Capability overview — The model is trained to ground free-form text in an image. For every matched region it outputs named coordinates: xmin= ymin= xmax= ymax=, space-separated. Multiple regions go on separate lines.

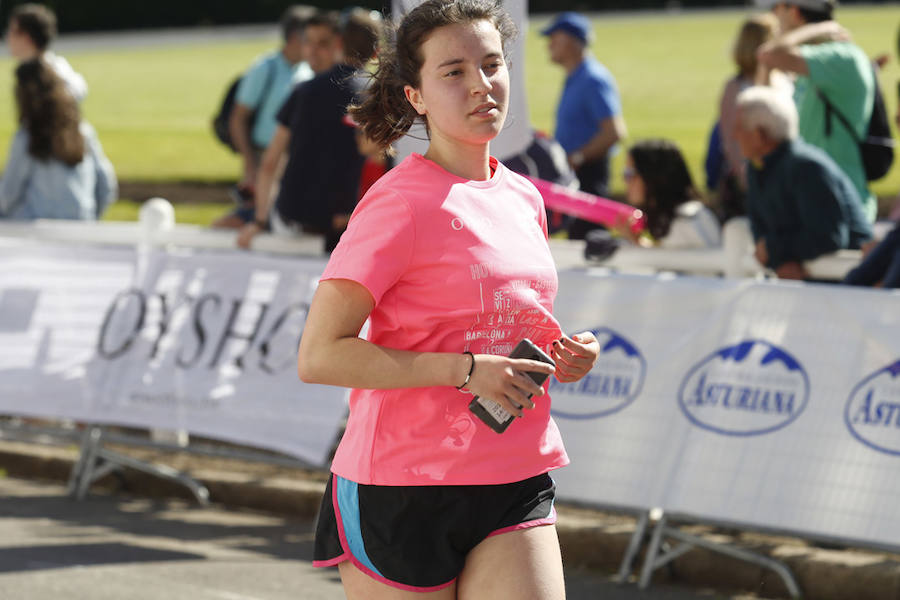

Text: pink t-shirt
xmin=321 ymin=154 xmax=569 ymax=486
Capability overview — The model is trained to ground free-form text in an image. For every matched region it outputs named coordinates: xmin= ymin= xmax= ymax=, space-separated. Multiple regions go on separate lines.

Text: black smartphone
xmin=468 ymin=338 xmax=556 ymax=434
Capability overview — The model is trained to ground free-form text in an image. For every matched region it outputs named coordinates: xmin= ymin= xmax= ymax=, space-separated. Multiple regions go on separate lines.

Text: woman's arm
xmin=0 ymin=131 xmax=33 ymax=217
xmin=719 ymin=77 xmax=745 ymax=177
xmin=237 ymin=125 xmax=290 ymax=249
xmin=297 ymin=278 xmax=555 ymax=417
xmin=86 ymin=125 xmax=117 ymax=218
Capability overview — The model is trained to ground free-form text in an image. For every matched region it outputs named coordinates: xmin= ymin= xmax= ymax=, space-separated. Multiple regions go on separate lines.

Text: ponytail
xmin=348 ymin=39 xmax=420 ymax=150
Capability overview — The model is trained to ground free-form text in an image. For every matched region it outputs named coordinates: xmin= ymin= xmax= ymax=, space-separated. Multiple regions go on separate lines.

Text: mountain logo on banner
xmin=677 ymin=339 xmax=810 ymax=436
xmin=845 ymin=360 xmax=900 ymax=456
xmin=549 ymin=327 xmax=645 ymax=420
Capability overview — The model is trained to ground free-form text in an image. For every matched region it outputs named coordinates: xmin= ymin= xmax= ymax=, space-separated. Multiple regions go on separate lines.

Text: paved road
xmin=0 ymin=476 xmax=754 ymax=600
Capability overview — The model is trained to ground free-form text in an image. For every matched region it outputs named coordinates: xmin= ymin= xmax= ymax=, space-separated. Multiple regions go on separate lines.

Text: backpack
xmin=212 ymin=59 xmax=277 ymax=153
xmin=502 ymin=131 xmax=578 ymax=234
xmin=814 ymin=65 xmax=895 ymax=181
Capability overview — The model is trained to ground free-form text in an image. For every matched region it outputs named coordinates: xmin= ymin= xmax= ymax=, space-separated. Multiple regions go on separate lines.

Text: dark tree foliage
xmin=0 ymin=0 xmax=885 ymax=33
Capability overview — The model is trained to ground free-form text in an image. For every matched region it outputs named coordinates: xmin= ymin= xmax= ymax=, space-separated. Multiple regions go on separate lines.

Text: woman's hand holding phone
xmin=465 ymin=353 xmax=554 ymax=418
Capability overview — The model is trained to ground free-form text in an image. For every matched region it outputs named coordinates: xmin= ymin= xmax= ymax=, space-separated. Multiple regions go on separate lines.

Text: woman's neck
xmin=424 ymin=138 xmax=492 ymax=181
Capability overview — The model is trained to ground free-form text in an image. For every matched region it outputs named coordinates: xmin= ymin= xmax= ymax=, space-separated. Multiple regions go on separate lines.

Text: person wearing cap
xmin=542 ymin=12 xmax=627 ymax=240
xmin=756 ymin=0 xmax=877 ymax=222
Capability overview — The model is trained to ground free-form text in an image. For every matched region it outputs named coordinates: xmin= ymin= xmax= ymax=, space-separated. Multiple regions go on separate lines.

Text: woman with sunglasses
xmin=619 ymin=138 xmax=721 ymax=249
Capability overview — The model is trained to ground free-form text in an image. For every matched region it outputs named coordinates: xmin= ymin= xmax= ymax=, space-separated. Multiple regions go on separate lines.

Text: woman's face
xmin=624 ymin=154 xmax=646 ymax=206
xmin=6 ymin=19 xmax=32 ymax=60
xmin=404 ymin=19 xmax=509 ymax=153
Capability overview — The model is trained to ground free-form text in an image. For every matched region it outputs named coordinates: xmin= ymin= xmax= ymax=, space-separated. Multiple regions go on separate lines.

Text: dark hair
xmin=628 ymin=139 xmax=700 ymax=241
xmin=280 ymin=5 xmax=317 ymax=42
xmin=15 ymin=59 xmax=84 ymax=166
xmin=341 ymin=8 xmax=383 ymax=67
xmin=348 ymin=0 xmax=516 ymax=149
xmin=304 ymin=10 xmax=341 ymax=36
xmin=10 ymin=3 xmax=57 ymax=51
xmin=797 ymin=7 xmax=833 ymax=23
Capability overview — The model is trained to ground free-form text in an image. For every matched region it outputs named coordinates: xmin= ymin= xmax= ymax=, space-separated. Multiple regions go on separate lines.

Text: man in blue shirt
xmin=542 ymin=12 xmax=627 ymax=239
xmin=229 ymin=6 xmax=315 ymax=201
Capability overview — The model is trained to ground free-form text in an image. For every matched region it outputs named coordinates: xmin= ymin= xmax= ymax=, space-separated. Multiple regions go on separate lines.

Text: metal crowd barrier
xmin=0 ymin=199 xmax=883 ymax=599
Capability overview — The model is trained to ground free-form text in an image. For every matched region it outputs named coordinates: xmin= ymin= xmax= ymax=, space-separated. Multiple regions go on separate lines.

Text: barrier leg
xmin=663 ymin=527 xmax=801 ymax=599
xmin=66 ymin=426 xmax=95 ymax=496
xmin=94 ymin=447 xmax=210 ymax=506
xmin=73 ymin=426 xmax=104 ymax=500
xmin=637 ymin=514 xmax=802 ymax=600
xmin=68 ymin=426 xmax=209 ymax=506
xmin=616 ymin=511 xmax=649 ymax=583
xmin=638 ymin=514 xmax=667 ymax=589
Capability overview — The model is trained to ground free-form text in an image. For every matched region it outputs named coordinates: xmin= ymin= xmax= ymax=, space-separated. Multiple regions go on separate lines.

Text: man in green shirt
xmin=756 ymin=0 xmax=876 ymax=222
xmin=735 ymin=86 xmax=872 ymax=280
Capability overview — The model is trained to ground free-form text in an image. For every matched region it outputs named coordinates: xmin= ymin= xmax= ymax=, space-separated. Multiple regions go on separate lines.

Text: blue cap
xmin=540 ymin=12 xmax=592 ymax=45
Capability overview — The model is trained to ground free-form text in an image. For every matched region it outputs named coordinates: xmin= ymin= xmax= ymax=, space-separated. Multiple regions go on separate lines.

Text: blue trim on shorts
xmin=336 ymin=476 xmax=384 ymax=577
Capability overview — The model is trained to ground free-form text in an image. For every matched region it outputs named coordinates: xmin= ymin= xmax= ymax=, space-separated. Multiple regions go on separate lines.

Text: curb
xmin=2 ymin=440 xmax=900 ymax=599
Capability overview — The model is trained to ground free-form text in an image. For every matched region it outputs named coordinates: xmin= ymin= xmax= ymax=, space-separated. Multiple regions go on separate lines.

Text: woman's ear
xmin=404 ymin=85 xmax=426 ymax=116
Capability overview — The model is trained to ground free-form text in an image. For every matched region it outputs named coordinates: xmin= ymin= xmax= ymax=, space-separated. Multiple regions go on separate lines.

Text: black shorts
xmin=312 ymin=472 xmax=557 ymax=592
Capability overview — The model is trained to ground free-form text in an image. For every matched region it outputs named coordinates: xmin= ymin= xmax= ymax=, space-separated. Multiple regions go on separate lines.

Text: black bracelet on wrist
xmin=456 ymin=351 xmax=475 ymax=390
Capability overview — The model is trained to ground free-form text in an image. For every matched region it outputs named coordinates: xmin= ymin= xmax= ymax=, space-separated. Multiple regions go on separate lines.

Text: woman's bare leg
xmin=456 ymin=525 xmax=565 ymax=600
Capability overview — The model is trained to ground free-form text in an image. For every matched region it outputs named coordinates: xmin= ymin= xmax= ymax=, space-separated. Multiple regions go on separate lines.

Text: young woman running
xmin=299 ymin=1 xmax=600 ymax=598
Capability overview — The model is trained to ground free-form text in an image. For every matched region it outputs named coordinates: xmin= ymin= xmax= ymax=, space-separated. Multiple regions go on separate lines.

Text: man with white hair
xmin=755 ymin=0 xmax=876 ymax=222
xmin=735 ymin=86 xmax=871 ymax=279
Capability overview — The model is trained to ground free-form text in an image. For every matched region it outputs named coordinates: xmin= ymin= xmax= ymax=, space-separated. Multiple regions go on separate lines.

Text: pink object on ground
xmin=524 ymin=175 xmax=645 ymax=234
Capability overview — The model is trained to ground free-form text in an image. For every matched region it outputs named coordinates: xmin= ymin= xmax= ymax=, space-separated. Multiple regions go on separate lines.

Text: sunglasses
xmin=622 ymin=167 xmax=638 ymax=181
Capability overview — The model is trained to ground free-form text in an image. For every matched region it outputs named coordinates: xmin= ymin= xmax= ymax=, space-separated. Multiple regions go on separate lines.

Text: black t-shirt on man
xmin=275 ymin=63 xmax=365 ymax=232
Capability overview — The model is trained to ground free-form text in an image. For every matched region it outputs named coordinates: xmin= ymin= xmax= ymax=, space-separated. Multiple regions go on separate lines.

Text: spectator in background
xmin=756 ymin=0 xmax=877 ymax=222
xmin=735 ymin=86 xmax=871 ymax=280
xmin=617 ymin=139 xmax=721 ymax=249
xmin=6 ymin=3 xmax=87 ymax=102
xmin=714 ymin=12 xmax=787 ymax=222
xmin=237 ymin=8 xmax=382 ymax=252
xmin=221 ymin=5 xmax=315 ymax=223
xmin=0 ymin=60 xmax=116 ymax=220
xmin=346 ymin=115 xmax=394 ymax=202
xmin=842 ymin=25 xmax=900 ymax=290
xmin=843 ymin=223 xmax=900 ymax=289
xmin=502 ymin=129 xmax=578 ymax=235
xmin=542 ymin=11 xmax=627 ymax=240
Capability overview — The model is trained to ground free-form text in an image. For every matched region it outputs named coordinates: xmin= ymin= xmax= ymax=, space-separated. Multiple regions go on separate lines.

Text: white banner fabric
xmin=0 ymin=239 xmax=346 ymax=467
xmin=549 ymin=271 xmax=900 ymax=549
xmin=3 ymin=236 xmax=900 ymax=550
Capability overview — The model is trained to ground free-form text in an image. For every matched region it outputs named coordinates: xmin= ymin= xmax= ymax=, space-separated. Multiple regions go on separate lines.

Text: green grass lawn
xmin=0 ymin=6 xmax=898 ymax=224
xmin=103 ymin=199 xmax=228 ymax=225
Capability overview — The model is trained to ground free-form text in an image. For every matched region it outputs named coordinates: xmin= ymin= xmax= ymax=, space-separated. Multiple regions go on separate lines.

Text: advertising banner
xmin=3 ymin=235 xmax=900 ymax=549
xmin=0 ymin=239 xmax=345 ymax=467
xmin=549 ymin=271 xmax=900 ymax=549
